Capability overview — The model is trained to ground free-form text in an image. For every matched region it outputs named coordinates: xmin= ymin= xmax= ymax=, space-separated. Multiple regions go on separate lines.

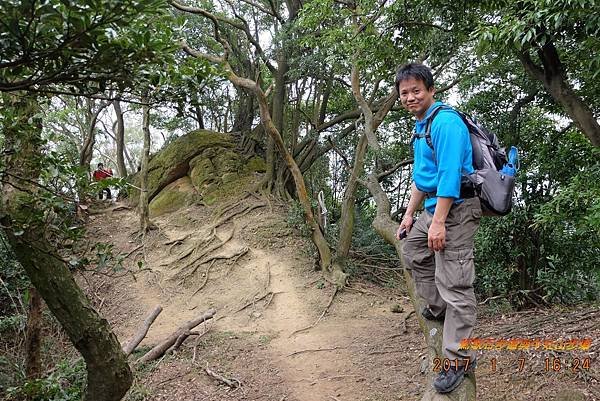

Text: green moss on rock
xmin=130 ymin=130 xmax=234 ymax=204
xmin=245 ymin=156 xmax=267 ymax=173
xmin=213 ymin=150 xmax=242 ymax=173
xmin=149 ymin=176 xmax=197 ymax=217
xmin=189 ymin=153 xmax=216 ymax=190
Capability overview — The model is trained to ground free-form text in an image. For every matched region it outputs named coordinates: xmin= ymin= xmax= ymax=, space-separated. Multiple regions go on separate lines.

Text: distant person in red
xmin=93 ymin=163 xmax=113 ymax=200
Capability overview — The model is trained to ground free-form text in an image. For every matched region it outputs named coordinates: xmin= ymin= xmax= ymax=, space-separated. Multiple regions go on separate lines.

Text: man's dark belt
xmin=425 ymin=184 xmax=476 ymax=199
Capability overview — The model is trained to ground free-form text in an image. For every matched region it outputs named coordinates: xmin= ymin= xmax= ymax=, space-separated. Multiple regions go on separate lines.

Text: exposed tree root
xmin=180 ymin=247 xmax=249 ymax=282
xmin=164 ymin=234 xmax=191 ymax=254
xmin=179 ymin=228 xmax=234 ymax=272
xmin=123 ymin=244 xmax=144 ymax=260
xmin=235 ymin=291 xmax=282 ymax=313
xmin=263 ymin=291 xmax=277 ymax=309
xmin=212 ymin=192 xmax=255 ymax=222
xmin=164 ymin=228 xmax=229 ymax=275
xmin=161 ymin=228 xmax=217 ymax=267
xmin=212 ymin=202 xmax=266 ymax=230
xmin=263 ymin=262 xmax=271 ymax=290
xmin=234 ymin=263 xmax=281 ymax=313
xmin=163 ymin=234 xmax=191 ymax=246
xmin=290 ymin=287 xmax=338 ymax=337
xmin=191 ymin=260 xmax=216 ymax=296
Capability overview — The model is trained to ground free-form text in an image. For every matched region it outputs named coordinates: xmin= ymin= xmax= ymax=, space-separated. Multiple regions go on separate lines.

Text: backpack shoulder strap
xmin=423 ymin=105 xmax=453 ymax=150
xmin=421 ymin=105 xmax=453 ymax=164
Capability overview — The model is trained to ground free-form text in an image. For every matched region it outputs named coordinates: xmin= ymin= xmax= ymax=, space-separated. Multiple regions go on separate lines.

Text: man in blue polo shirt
xmin=394 ymin=63 xmax=482 ymax=393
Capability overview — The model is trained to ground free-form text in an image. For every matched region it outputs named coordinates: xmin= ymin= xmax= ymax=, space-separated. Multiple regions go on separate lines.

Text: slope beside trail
xmin=82 ymin=195 xmax=599 ymax=401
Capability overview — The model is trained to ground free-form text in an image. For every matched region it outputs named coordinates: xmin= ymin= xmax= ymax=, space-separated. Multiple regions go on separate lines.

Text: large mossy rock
xmin=149 ymin=176 xmax=198 ymax=217
xmin=189 ymin=147 xmax=259 ymax=205
xmin=189 ymin=148 xmax=242 ymax=192
xmin=130 ymin=130 xmax=234 ymax=204
xmin=130 ymin=128 xmax=266 ymax=215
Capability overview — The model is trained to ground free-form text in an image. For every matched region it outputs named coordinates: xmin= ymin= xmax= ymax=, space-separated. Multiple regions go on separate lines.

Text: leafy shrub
xmin=6 ymin=359 xmax=86 ymax=401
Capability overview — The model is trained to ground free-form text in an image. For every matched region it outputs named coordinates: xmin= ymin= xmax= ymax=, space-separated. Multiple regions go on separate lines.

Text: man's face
xmin=398 ymin=77 xmax=435 ymax=120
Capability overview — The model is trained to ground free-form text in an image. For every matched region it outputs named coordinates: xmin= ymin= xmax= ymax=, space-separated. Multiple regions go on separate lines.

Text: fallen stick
xmin=205 ymin=364 xmax=241 ymax=388
xmin=286 ymin=346 xmax=340 ymax=357
xmin=166 ymin=330 xmax=202 ymax=354
xmin=122 ymin=305 xmax=162 ymax=356
xmin=137 ymin=308 xmax=216 ymax=363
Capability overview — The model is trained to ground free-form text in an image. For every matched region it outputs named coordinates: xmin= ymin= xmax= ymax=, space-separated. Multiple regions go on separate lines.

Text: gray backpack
xmin=420 ymin=105 xmax=516 ymax=216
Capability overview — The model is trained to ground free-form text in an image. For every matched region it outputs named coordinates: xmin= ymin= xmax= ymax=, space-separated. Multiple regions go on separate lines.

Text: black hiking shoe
xmin=433 ymin=359 xmax=477 ymax=394
xmin=422 ymin=307 xmax=445 ymax=322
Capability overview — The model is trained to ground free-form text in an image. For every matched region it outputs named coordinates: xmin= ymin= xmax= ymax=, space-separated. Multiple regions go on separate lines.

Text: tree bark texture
xmin=25 ymin=286 xmax=43 ymax=380
xmin=139 ymin=96 xmax=152 ymax=233
xmin=113 ymin=100 xmax=128 ymax=177
xmin=9 ymin=235 xmax=134 ymax=401
xmin=232 ymin=87 xmax=256 ymax=135
xmin=1 ymin=93 xmax=133 ymax=401
xmin=518 ymin=43 xmax=600 ymax=147
xmin=336 ymin=133 xmax=368 ymax=261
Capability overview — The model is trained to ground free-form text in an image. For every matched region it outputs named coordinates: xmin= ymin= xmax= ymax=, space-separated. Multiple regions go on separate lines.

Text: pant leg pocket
xmin=441 ymin=248 xmax=475 ymax=289
xmin=471 ymin=198 xmax=482 ymax=220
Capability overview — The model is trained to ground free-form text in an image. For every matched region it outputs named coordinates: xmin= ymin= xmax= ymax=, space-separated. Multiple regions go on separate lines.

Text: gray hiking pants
xmin=402 ymin=197 xmax=482 ymax=362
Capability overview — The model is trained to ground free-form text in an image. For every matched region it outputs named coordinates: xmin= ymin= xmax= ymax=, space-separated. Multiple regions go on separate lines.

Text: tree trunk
xmin=139 ymin=96 xmax=152 ymax=233
xmin=113 ymin=100 xmax=128 ymax=177
xmin=260 ymin=39 xmax=290 ymax=193
xmin=9 ymin=235 xmax=134 ymax=401
xmin=78 ymin=99 xmax=110 ymax=172
xmin=1 ymin=92 xmax=133 ymax=401
xmin=232 ymin=88 xmax=255 ymax=135
xmin=194 ymin=104 xmax=205 ymax=130
xmin=79 ymin=99 xmax=96 ymax=171
xmin=518 ymin=43 xmax=600 ymax=147
xmin=336 ymin=133 xmax=368 ymax=261
xmin=25 ymin=286 xmax=42 ymax=380
xmin=260 ymin=135 xmax=276 ymax=192
xmin=336 ymin=56 xmax=399 ymax=262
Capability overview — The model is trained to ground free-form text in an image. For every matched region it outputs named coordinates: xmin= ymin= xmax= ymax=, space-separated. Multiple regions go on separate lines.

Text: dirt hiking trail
xmin=82 ymin=193 xmax=599 ymax=401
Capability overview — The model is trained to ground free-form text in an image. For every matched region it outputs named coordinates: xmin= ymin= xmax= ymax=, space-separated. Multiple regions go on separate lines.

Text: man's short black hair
xmin=98 ymin=163 xmax=104 ymax=168
xmin=395 ymin=63 xmax=434 ymax=92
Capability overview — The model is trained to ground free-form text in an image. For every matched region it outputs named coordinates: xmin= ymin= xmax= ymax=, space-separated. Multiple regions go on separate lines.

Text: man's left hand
xmin=428 ymin=221 xmax=446 ymax=251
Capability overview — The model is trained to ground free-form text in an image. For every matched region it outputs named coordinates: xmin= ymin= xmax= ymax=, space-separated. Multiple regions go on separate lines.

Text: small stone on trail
xmin=391 ymin=304 xmax=404 ymax=313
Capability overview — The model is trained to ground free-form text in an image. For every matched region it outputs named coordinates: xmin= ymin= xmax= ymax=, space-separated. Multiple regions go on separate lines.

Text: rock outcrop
xmin=129 ymin=130 xmax=266 ymax=217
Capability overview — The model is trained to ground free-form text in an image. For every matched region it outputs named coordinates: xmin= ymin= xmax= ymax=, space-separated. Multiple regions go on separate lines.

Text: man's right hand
xmin=396 ymin=215 xmax=414 ymax=240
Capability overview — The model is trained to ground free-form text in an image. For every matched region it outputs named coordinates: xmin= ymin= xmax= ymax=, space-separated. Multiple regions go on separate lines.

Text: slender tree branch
xmin=377 ymin=158 xmax=413 ymax=180
xmin=327 ymin=137 xmax=353 ymax=172
xmin=396 ymin=21 xmax=451 ymax=33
